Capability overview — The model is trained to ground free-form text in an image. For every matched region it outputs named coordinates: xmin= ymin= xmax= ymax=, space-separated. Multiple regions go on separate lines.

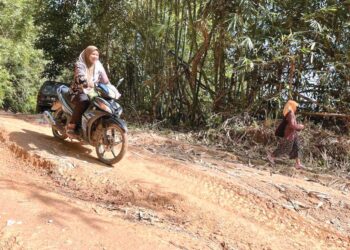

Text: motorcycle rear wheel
xmin=52 ymin=127 xmax=68 ymax=140
xmin=95 ymin=124 xmax=127 ymax=165
xmin=52 ymin=110 xmax=68 ymax=140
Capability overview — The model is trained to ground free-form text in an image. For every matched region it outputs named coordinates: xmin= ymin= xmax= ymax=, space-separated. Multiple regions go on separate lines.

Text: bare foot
xmin=267 ymin=154 xmax=275 ymax=165
xmin=295 ymin=164 xmax=305 ymax=170
xmin=66 ymin=129 xmax=79 ymax=139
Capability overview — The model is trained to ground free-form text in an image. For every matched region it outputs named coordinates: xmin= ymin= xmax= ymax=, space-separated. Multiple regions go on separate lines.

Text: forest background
xmin=0 ymin=0 xmax=349 ymax=171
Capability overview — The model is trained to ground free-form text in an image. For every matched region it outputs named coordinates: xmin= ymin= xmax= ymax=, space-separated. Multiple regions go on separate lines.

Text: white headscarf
xmin=75 ymin=46 xmax=109 ymax=94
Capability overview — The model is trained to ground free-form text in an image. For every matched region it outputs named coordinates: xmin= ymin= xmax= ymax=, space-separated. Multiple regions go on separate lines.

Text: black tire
xmin=51 ymin=109 xmax=68 ymax=140
xmin=95 ymin=124 xmax=127 ymax=165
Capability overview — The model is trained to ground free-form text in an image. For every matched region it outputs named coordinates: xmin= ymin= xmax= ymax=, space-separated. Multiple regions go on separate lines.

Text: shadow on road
xmin=8 ymin=129 xmax=109 ymax=167
xmin=0 ymin=178 xmax=110 ymax=230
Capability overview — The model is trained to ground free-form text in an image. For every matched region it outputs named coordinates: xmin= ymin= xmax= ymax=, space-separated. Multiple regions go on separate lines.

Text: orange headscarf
xmin=283 ymin=100 xmax=299 ymax=117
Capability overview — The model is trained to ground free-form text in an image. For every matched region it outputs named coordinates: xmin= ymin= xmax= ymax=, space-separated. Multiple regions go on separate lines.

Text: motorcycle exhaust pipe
xmin=43 ymin=111 xmax=56 ymax=126
xmin=43 ymin=111 xmax=66 ymax=134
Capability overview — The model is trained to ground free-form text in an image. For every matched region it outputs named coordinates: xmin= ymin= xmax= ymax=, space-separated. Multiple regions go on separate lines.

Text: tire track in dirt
xmin=0 ymin=143 xmax=210 ymax=250
xmin=0 ymin=112 xmax=349 ymax=249
xmin=0 ymin=127 xmax=183 ymax=214
xmin=0 ymin=122 xmax=214 ymax=249
xmin=130 ymin=154 xmax=349 ymax=249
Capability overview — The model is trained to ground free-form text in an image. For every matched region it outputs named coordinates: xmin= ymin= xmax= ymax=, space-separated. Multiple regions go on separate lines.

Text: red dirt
xmin=0 ymin=111 xmax=349 ymax=249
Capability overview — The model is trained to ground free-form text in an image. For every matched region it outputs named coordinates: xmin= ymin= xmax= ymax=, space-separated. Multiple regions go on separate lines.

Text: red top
xmin=284 ymin=111 xmax=303 ymax=140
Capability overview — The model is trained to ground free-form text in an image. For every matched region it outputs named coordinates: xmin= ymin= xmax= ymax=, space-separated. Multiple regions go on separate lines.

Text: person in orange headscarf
xmin=268 ymin=100 xmax=305 ymax=169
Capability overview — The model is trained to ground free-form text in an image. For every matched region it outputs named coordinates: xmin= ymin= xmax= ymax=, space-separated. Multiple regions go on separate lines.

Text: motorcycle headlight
xmin=99 ymin=102 xmax=113 ymax=114
xmin=94 ymin=97 xmax=113 ymax=114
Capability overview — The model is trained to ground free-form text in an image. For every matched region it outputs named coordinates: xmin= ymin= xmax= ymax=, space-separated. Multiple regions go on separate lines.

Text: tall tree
xmin=33 ymin=0 xmax=350 ymax=125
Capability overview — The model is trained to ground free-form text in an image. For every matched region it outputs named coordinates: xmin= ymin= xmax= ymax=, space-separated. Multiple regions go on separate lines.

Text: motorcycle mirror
xmin=116 ymin=78 xmax=124 ymax=88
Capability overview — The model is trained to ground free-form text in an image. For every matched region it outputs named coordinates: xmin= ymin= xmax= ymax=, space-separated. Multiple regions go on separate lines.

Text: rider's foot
xmin=66 ymin=123 xmax=78 ymax=138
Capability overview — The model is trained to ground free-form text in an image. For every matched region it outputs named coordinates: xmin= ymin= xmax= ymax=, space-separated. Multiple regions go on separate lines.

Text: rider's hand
xmin=78 ymin=76 xmax=87 ymax=84
xmin=82 ymin=82 xmax=88 ymax=88
xmin=78 ymin=76 xmax=88 ymax=88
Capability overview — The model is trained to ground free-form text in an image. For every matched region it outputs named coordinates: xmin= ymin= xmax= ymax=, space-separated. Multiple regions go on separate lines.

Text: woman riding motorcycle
xmin=67 ymin=45 xmax=120 ymax=137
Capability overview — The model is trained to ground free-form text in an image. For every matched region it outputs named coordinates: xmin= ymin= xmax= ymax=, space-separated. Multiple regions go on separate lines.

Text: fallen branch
xmin=272 ymin=184 xmax=287 ymax=193
xmin=285 ymin=198 xmax=310 ymax=211
xmin=307 ymin=191 xmax=331 ymax=201
xmin=300 ymin=112 xmax=350 ymax=119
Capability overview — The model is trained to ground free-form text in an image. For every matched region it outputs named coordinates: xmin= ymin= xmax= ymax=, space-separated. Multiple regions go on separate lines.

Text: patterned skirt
xmin=273 ymin=136 xmax=302 ymax=159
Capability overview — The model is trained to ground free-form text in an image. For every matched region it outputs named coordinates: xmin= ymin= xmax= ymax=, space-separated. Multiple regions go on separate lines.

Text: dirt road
xmin=0 ymin=111 xmax=349 ymax=249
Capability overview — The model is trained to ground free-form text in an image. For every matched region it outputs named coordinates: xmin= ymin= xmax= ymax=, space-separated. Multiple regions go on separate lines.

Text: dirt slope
xmin=0 ymin=111 xmax=349 ymax=250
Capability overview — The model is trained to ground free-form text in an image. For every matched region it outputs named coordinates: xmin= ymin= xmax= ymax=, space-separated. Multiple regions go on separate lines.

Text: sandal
xmin=66 ymin=124 xmax=78 ymax=138
xmin=267 ymin=154 xmax=275 ymax=165
xmin=295 ymin=164 xmax=306 ymax=170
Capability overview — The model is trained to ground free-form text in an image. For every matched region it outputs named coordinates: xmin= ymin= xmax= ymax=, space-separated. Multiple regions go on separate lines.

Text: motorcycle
xmin=43 ymin=78 xmax=127 ymax=165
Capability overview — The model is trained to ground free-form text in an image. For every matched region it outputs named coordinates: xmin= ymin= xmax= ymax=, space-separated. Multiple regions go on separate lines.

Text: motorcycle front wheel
xmin=95 ymin=123 xmax=127 ymax=165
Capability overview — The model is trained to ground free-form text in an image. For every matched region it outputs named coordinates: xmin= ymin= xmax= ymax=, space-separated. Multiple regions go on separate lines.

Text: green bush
xmin=0 ymin=0 xmax=45 ymax=113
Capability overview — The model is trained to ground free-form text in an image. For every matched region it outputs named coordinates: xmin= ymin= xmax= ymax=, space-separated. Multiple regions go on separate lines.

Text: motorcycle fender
xmin=104 ymin=117 xmax=128 ymax=133
xmin=86 ymin=111 xmax=108 ymax=143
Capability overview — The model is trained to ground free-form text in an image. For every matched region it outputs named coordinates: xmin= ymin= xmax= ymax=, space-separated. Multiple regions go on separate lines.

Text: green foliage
xmin=0 ymin=0 xmax=45 ymax=113
xmin=32 ymin=0 xmax=350 ymax=124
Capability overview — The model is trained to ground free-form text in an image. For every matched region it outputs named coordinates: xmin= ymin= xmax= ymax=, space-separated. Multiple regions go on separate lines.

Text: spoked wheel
xmin=52 ymin=110 xmax=68 ymax=140
xmin=96 ymin=124 xmax=127 ymax=165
